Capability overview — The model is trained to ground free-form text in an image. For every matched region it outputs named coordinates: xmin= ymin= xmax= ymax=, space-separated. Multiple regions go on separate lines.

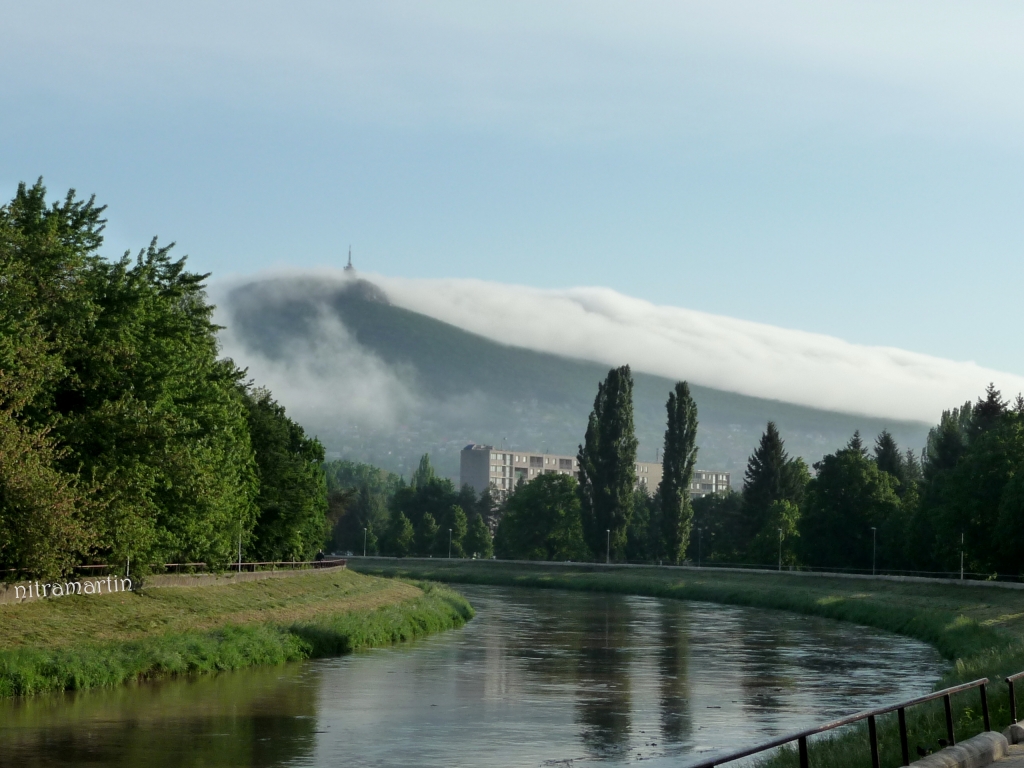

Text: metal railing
xmin=1006 ymin=671 xmax=1024 ymax=723
xmin=689 ymin=678 xmax=990 ymax=768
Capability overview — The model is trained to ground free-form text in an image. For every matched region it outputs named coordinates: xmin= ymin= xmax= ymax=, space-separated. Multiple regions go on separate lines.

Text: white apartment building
xmin=460 ymin=444 xmax=730 ymax=500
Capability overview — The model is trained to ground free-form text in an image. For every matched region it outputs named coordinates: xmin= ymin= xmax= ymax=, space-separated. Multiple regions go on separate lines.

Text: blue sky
xmin=3 ymin=1 xmax=1023 ymax=377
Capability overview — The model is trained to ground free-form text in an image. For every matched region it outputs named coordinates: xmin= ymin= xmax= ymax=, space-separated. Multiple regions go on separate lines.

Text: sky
xmin=3 ymin=2 xmax=1024 ymax=398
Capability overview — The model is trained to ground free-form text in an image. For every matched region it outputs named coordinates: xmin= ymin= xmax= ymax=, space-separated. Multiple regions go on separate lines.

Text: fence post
xmin=898 ymin=707 xmax=909 ymax=766
xmin=1009 ymin=679 xmax=1018 ymax=724
xmin=981 ymin=683 xmax=990 ymax=732
xmin=868 ymin=715 xmax=880 ymax=768
xmin=944 ymin=694 xmax=956 ymax=745
xmin=799 ymin=736 xmax=809 ymax=768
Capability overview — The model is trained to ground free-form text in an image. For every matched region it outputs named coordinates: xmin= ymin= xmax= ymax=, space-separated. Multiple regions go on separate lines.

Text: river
xmin=0 ymin=584 xmax=946 ymax=768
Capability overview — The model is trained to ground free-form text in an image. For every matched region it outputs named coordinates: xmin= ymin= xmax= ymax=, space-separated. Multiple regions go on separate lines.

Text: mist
xmin=362 ymin=272 xmax=1021 ymax=424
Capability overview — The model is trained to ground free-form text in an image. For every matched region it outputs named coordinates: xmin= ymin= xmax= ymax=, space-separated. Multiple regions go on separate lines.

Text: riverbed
xmin=0 ymin=584 xmax=946 ymax=767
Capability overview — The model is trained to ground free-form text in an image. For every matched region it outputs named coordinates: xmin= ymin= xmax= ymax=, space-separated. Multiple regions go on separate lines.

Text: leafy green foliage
xmin=385 ymin=511 xmax=415 ymax=557
xmin=441 ymin=505 xmax=468 ymax=558
xmin=245 ymin=388 xmax=328 ymax=562
xmin=0 ymin=180 xmax=325 ymax=578
xmin=740 ymin=422 xmax=807 ymax=552
xmin=416 ymin=512 xmax=440 ymax=556
xmin=495 ymin=474 xmax=589 ymax=561
xmin=799 ymin=444 xmax=900 ymax=569
xmin=658 ymin=381 xmax=698 ymax=563
xmin=465 ymin=513 xmax=493 ymax=559
xmin=577 ymin=366 xmax=638 ymax=561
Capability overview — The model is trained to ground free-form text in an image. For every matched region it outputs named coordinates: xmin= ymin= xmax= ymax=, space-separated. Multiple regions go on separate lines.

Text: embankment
xmin=0 ymin=568 xmax=472 ymax=698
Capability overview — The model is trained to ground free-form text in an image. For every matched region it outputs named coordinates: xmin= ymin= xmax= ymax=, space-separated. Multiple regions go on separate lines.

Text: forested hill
xmin=223 ymin=276 xmax=931 ymax=480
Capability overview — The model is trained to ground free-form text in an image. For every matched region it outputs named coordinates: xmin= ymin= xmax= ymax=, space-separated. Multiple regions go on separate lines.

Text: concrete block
xmin=909 ymin=732 xmax=1008 ymax=768
xmin=1003 ymin=722 xmax=1024 ymax=745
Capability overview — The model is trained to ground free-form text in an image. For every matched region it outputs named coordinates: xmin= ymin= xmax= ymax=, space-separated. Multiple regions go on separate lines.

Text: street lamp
xmin=697 ymin=527 xmax=702 ymax=568
xmin=606 ymin=529 xmax=610 ymax=564
xmin=448 ymin=528 xmax=453 ymax=559
xmin=778 ymin=528 xmax=783 ymax=572
xmin=363 ymin=527 xmax=367 ymax=558
xmin=871 ymin=526 xmax=877 ymax=576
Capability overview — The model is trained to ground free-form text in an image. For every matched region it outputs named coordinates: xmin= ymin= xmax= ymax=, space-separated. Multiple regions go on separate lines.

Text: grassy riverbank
xmin=350 ymin=558 xmax=1024 ymax=768
xmin=0 ymin=569 xmax=473 ymax=698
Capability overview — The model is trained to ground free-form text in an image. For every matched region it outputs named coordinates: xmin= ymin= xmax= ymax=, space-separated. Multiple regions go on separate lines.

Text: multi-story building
xmin=460 ymin=444 xmax=729 ymax=500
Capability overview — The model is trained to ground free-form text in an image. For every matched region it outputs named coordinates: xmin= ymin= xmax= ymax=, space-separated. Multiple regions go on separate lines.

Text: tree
xmin=465 ymin=513 xmax=493 ymax=559
xmin=385 ymin=511 xmax=414 ymax=557
xmin=577 ymin=366 xmax=638 ymax=561
xmin=686 ymin=490 xmax=745 ymax=563
xmin=798 ymin=442 xmax=901 ymax=570
xmin=971 ymin=383 xmax=1007 ymax=438
xmin=626 ymin=487 xmax=659 ymax=562
xmin=416 ymin=512 xmax=440 ymax=556
xmin=933 ymin=415 xmax=1024 ymax=573
xmin=748 ymin=500 xmax=800 ymax=567
xmin=874 ymin=430 xmax=904 ymax=487
xmin=245 ymin=388 xmax=328 ymax=562
xmin=411 ymin=453 xmax=435 ymax=489
xmin=476 ymin=486 xmax=498 ymax=528
xmin=440 ymin=505 xmax=468 ymax=557
xmin=741 ymin=422 xmax=805 ymax=554
xmin=363 ymin=525 xmax=379 ymax=556
xmin=389 ymin=473 xmax=459 ymax=532
xmin=495 ymin=474 xmax=589 ymax=561
xmin=658 ymin=381 xmax=699 ymax=564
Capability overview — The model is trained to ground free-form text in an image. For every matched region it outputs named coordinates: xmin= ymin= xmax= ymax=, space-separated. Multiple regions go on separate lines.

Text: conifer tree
xmin=577 ymin=366 xmax=638 ymax=561
xmin=873 ymin=430 xmax=904 ymax=487
xmin=416 ymin=512 xmax=439 ymax=556
xmin=971 ymin=383 xmax=1007 ymax=437
xmin=658 ymin=382 xmax=699 ymax=564
xmin=440 ymin=505 xmax=468 ymax=557
xmin=741 ymin=422 xmax=805 ymax=552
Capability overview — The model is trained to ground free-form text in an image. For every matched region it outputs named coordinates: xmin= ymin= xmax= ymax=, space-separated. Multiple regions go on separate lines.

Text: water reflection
xmin=0 ymin=662 xmax=321 ymax=768
xmin=0 ymin=585 xmax=946 ymax=768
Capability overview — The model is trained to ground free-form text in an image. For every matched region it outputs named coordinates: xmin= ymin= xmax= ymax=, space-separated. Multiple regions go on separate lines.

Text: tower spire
xmin=345 ymin=245 xmax=354 ymax=272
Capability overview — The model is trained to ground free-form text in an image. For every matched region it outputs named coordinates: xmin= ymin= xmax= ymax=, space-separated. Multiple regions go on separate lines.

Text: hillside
xmin=222 ymin=276 xmax=931 ymax=483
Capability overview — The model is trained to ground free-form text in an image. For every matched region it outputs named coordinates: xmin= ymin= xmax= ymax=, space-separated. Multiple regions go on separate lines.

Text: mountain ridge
xmin=222 ymin=276 xmax=931 ymax=482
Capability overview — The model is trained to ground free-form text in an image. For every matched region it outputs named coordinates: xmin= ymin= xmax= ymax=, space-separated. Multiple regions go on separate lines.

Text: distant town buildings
xmin=460 ymin=444 xmax=730 ymax=501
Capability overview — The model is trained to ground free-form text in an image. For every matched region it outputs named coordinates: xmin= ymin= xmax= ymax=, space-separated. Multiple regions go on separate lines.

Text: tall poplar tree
xmin=658 ymin=382 xmax=699 ymax=564
xmin=577 ymin=366 xmax=638 ymax=561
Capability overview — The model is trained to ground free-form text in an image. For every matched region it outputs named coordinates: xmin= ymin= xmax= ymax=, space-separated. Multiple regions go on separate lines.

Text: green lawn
xmin=0 ymin=569 xmax=473 ymax=697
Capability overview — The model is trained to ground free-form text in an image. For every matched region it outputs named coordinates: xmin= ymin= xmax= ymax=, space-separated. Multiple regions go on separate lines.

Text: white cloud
xmin=213 ymin=269 xmax=1024 ymax=424
xmin=365 ymin=273 xmax=1024 ymax=423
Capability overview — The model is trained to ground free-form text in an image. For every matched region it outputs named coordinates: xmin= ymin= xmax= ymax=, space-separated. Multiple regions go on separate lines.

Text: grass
xmin=0 ymin=569 xmax=473 ymax=698
xmin=349 ymin=558 xmax=1024 ymax=768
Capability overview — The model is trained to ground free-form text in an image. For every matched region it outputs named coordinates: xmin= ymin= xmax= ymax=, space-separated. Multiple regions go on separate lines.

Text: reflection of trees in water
xmin=573 ymin=594 xmax=633 ymax=756
xmin=736 ymin=610 xmax=792 ymax=721
xmin=657 ymin=602 xmax=692 ymax=744
xmin=0 ymin=663 xmax=320 ymax=768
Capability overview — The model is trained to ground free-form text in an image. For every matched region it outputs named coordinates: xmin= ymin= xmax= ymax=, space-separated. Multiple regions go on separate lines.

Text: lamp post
xmin=606 ymin=529 xmax=610 ymax=564
xmin=778 ymin=528 xmax=783 ymax=571
xmin=448 ymin=528 xmax=453 ymax=559
xmin=363 ymin=527 xmax=367 ymax=558
xmin=960 ymin=532 xmax=965 ymax=580
xmin=871 ymin=526 xmax=877 ymax=576
xmin=697 ymin=527 xmax=702 ymax=568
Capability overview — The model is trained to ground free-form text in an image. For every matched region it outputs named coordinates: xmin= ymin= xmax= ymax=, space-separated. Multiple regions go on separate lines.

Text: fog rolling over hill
xmin=219 ymin=276 xmax=930 ymax=482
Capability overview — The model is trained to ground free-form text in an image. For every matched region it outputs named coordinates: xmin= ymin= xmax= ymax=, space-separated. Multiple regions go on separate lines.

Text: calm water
xmin=0 ymin=585 xmax=945 ymax=768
